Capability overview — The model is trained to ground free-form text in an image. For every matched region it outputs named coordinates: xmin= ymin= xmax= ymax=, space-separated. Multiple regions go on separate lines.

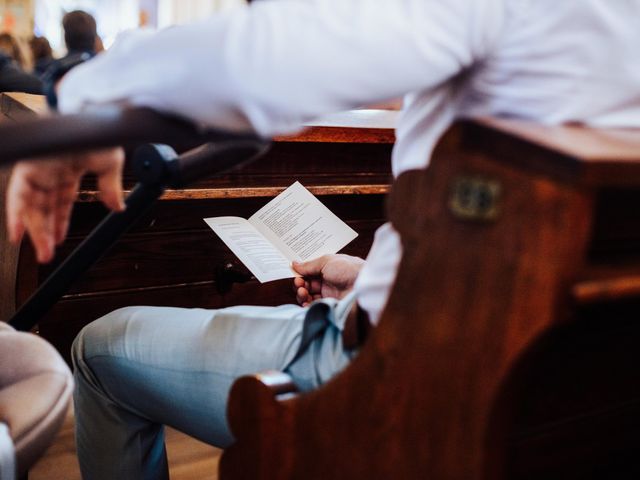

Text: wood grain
xmin=0 ymin=158 xmax=19 ymax=321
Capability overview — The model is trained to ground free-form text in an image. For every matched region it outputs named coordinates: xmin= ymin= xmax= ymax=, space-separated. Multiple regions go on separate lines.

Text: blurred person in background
xmin=0 ymin=32 xmax=42 ymax=94
xmin=42 ymin=10 xmax=99 ymax=88
xmin=61 ymin=10 xmax=98 ymax=60
xmin=29 ymin=36 xmax=55 ymax=78
xmin=0 ymin=32 xmax=31 ymax=70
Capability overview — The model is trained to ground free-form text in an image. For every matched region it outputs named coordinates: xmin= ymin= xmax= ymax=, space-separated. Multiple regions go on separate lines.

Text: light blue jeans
xmin=71 ymin=294 xmax=357 ymax=480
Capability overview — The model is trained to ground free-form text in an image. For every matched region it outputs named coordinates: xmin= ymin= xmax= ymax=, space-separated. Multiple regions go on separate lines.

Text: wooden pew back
xmin=221 ymin=118 xmax=640 ymax=479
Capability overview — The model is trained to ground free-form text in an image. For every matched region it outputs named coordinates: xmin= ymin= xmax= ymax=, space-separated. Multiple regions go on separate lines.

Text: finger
xmin=9 ymin=218 xmax=25 ymax=245
xmin=8 ymin=167 xmax=55 ymax=261
xmin=296 ymin=286 xmax=312 ymax=306
xmin=293 ymin=276 xmax=310 ymax=295
xmin=92 ymin=149 xmax=125 ymax=212
xmin=54 ymin=176 xmax=80 ymax=244
xmin=309 ymin=278 xmax=322 ymax=295
xmin=22 ymin=188 xmax=56 ymax=263
xmin=291 ymin=255 xmax=328 ymax=277
xmin=293 ymin=277 xmax=310 ymax=290
xmin=296 ymin=286 xmax=308 ymax=303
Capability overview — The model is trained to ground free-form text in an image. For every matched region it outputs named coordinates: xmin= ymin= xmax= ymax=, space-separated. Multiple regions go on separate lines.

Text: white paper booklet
xmin=204 ymin=182 xmax=358 ymax=283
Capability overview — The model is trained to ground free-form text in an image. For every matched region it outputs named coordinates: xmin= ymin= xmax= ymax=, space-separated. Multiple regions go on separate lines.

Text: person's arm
xmin=7 ymin=0 xmax=504 ymax=262
xmin=0 ymin=61 xmax=43 ymax=94
xmin=59 ymin=0 xmax=505 ymax=135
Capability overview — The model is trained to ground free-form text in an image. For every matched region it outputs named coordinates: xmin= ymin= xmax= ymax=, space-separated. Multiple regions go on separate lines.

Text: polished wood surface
xmin=480 ymin=117 xmax=640 ymax=162
xmin=275 ymin=109 xmax=398 ymax=144
xmin=0 ymin=93 xmax=393 ymax=364
xmin=0 ymin=92 xmax=49 ymax=119
xmin=221 ymin=119 xmax=640 ymax=479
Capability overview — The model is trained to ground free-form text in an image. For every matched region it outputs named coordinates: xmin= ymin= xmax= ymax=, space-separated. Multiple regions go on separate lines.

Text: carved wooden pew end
xmin=223 ymin=371 xmax=298 ymax=479
xmin=222 ymin=118 xmax=640 ymax=480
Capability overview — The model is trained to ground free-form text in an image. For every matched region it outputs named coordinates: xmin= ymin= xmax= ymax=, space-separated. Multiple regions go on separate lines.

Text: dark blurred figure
xmin=0 ymin=33 xmax=42 ymax=94
xmin=42 ymin=11 xmax=98 ymax=92
xmin=62 ymin=10 xmax=98 ymax=58
xmin=29 ymin=36 xmax=55 ymax=78
xmin=0 ymin=32 xmax=28 ymax=69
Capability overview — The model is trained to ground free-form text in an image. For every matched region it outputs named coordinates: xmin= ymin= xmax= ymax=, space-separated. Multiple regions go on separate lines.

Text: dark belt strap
xmin=291 ymin=300 xmax=372 ymax=364
xmin=291 ymin=302 xmax=332 ymax=364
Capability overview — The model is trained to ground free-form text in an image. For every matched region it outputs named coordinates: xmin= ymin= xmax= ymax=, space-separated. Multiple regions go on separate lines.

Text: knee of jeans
xmin=71 ymin=306 xmax=139 ymax=367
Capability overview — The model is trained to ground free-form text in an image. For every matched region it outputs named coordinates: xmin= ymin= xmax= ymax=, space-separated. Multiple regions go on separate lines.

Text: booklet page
xmin=204 ymin=182 xmax=358 ymax=283
xmin=203 ymin=217 xmax=294 ymax=283
xmin=250 ymin=182 xmax=358 ymax=262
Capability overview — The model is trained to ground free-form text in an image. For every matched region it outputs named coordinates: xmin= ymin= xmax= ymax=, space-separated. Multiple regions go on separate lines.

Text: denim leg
xmin=72 ymin=303 xmax=306 ymax=480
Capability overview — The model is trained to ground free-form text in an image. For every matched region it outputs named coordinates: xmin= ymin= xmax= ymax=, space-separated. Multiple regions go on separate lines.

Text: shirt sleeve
xmin=58 ymin=0 xmax=504 ymax=137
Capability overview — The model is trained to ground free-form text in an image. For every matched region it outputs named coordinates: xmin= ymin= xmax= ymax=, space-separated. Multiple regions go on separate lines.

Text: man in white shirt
xmin=5 ymin=0 xmax=640 ymax=478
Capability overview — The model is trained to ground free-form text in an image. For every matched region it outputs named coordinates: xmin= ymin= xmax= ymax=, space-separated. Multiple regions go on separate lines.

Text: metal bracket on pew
xmin=214 ymin=262 xmax=256 ymax=295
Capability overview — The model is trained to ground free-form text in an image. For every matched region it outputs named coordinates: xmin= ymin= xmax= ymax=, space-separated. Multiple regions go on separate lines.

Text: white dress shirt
xmin=59 ymin=0 xmax=640 ymax=324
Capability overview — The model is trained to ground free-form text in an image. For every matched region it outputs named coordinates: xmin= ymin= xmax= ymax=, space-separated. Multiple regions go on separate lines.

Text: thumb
xmin=92 ymin=149 xmax=126 ymax=212
xmin=292 ymin=255 xmax=329 ymax=277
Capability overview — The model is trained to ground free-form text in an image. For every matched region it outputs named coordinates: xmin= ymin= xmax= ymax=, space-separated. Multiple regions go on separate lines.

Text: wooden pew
xmin=0 ymin=92 xmax=394 ymax=363
xmin=221 ymin=118 xmax=640 ymax=479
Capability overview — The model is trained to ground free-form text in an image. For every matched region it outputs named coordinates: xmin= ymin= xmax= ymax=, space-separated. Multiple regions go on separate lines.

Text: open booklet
xmin=204 ymin=182 xmax=358 ymax=283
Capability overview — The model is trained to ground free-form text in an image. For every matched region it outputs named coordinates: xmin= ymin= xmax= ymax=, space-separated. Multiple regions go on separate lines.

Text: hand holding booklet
xmin=204 ymin=182 xmax=358 ymax=283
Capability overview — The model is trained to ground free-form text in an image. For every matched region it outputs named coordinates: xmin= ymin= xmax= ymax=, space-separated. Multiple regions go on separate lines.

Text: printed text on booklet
xmin=204 ymin=182 xmax=358 ymax=283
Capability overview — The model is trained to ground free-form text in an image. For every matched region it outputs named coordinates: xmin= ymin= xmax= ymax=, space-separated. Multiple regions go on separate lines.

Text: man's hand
xmin=292 ymin=254 xmax=365 ymax=306
xmin=6 ymin=148 xmax=125 ymax=263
